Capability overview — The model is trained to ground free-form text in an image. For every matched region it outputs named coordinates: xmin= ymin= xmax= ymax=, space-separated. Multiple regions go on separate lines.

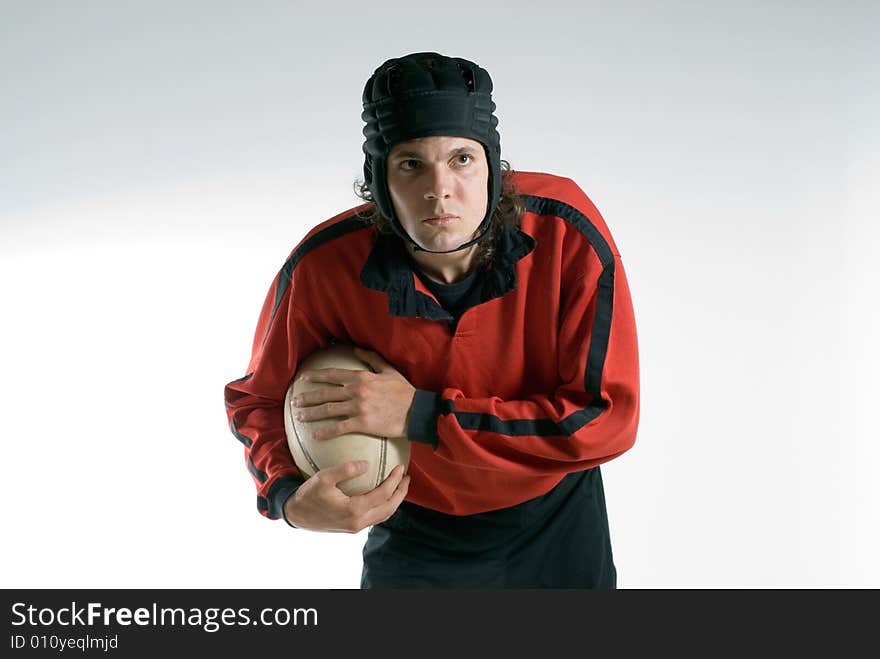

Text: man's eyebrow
xmin=389 ymin=146 xmax=480 ymax=160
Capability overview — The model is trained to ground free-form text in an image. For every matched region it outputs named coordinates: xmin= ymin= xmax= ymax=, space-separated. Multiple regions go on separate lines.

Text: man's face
xmin=386 ymin=136 xmax=489 ymax=253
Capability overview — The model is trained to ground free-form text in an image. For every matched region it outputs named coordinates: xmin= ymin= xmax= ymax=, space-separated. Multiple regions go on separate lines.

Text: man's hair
xmin=354 ymin=160 xmax=525 ymax=266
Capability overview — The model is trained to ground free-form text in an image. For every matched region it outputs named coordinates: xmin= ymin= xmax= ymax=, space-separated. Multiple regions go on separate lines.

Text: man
xmin=224 ymin=52 xmax=640 ymax=588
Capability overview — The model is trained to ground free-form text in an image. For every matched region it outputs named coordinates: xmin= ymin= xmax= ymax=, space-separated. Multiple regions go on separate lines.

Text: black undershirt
xmin=415 ymin=266 xmax=483 ymax=322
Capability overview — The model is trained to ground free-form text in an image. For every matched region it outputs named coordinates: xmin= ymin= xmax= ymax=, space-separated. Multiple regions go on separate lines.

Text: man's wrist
xmin=282 ymin=489 xmax=301 ymax=528
xmin=266 ymin=476 xmax=305 ymax=527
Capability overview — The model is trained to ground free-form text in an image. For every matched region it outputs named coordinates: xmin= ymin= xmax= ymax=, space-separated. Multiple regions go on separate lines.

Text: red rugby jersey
xmin=224 ymin=171 xmax=640 ymax=517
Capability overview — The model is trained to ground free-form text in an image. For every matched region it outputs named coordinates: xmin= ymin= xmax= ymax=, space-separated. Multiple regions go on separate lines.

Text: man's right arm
xmin=223 ymin=255 xmax=409 ymax=531
xmin=223 ymin=255 xmax=324 ymax=522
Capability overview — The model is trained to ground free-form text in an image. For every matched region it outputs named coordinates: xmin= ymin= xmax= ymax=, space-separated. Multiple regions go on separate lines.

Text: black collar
xmin=359 ymin=224 xmax=536 ymax=321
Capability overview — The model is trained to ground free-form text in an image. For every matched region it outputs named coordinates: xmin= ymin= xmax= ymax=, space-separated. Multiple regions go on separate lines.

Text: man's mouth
xmin=423 ymin=214 xmax=458 ymax=225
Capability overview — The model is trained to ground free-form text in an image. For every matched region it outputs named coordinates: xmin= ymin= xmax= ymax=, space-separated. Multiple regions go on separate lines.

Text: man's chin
xmin=412 ymin=235 xmax=467 ymax=254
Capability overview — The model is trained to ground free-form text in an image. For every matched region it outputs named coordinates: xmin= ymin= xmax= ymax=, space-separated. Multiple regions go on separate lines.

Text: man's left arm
xmin=419 ymin=253 xmax=639 ymax=474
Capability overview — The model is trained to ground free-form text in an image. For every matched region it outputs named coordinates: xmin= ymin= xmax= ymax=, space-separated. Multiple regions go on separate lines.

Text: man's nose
xmin=424 ymin=165 xmax=452 ymax=200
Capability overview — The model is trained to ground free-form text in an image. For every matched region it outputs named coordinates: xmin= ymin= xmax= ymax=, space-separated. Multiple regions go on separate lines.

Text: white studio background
xmin=1 ymin=1 xmax=877 ymax=589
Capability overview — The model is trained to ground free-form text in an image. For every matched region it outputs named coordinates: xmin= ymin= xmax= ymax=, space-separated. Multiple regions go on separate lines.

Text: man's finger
xmin=295 ymin=400 xmax=357 ymax=424
xmin=292 ymin=385 xmax=349 ymax=408
xmin=300 ymin=367 xmax=362 ymax=385
xmin=352 ymin=464 xmax=407 ymax=506
xmin=319 ymin=460 xmax=370 ymax=487
xmin=312 ymin=417 xmax=363 ymax=441
xmin=368 ymin=475 xmax=411 ymax=526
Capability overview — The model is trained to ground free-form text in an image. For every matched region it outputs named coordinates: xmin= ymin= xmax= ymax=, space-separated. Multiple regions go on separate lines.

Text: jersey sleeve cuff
xmin=407 ymin=389 xmax=441 ymax=449
xmin=267 ymin=475 xmax=306 ymax=527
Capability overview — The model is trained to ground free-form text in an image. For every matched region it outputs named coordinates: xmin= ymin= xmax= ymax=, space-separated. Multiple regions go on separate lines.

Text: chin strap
xmin=401 ymin=212 xmax=494 ymax=255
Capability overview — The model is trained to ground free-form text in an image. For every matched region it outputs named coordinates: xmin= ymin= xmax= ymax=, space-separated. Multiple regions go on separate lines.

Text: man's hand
xmin=283 ymin=461 xmax=410 ymax=533
xmin=290 ymin=347 xmax=416 ymax=441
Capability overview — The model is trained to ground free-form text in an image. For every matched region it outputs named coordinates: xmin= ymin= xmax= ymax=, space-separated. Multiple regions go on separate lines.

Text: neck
xmin=408 ymin=244 xmax=479 ymax=284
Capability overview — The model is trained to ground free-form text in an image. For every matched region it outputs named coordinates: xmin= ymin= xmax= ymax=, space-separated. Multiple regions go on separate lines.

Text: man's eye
xmin=400 ymin=159 xmax=420 ymax=170
xmin=455 ymin=154 xmax=472 ymax=165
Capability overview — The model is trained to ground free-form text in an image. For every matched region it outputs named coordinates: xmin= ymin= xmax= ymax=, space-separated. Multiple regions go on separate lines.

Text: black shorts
xmin=360 ymin=466 xmax=616 ymax=589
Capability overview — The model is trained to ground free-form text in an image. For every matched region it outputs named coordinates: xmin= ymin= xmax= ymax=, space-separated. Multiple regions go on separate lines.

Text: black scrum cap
xmin=361 ymin=52 xmax=502 ymax=253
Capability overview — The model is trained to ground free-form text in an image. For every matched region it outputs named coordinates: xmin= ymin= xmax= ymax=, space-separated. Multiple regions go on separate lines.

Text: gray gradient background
xmin=1 ymin=1 xmax=877 ymax=588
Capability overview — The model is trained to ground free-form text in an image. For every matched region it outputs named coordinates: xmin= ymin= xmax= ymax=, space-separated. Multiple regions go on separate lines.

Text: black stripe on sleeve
xmin=230 ymin=418 xmax=253 ymax=447
xmin=225 ymin=372 xmax=254 ymax=408
xmin=450 ymin=194 xmax=616 ymax=438
xmin=261 ymin=215 xmax=370 ymax=348
xmin=248 ymin=456 xmax=268 ymax=483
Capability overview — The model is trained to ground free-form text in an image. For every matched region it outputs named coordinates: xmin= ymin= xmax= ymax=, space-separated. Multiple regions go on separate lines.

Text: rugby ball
xmin=283 ymin=343 xmax=410 ymax=496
